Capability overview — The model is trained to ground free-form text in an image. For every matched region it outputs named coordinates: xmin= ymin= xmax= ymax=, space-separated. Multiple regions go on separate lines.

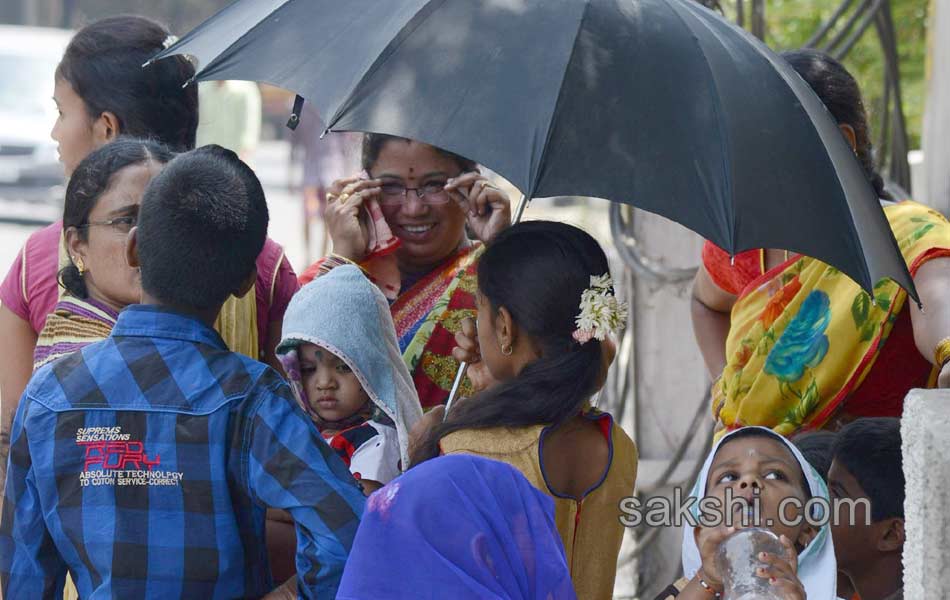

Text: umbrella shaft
xmin=444 ymin=362 xmax=468 ymax=419
xmin=512 ymin=193 xmax=529 ymax=224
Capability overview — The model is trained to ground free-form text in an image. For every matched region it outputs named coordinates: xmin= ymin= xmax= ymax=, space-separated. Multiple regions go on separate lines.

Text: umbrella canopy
xmin=154 ymin=0 xmax=917 ymax=300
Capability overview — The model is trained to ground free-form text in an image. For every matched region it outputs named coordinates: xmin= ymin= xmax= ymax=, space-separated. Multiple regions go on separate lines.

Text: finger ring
xmin=338 ymin=193 xmax=350 ymax=203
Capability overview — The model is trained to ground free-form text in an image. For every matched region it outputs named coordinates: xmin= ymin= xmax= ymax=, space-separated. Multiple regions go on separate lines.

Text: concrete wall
xmin=901 ymin=389 xmax=950 ymax=597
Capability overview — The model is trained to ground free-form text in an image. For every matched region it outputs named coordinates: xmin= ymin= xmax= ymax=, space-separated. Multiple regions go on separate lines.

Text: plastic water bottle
xmin=714 ymin=528 xmax=786 ymax=600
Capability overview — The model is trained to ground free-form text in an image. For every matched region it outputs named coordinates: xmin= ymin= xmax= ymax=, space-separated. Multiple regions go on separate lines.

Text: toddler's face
xmin=298 ymin=344 xmax=371 ymax=423
xmin=703 ymin=435 xmax=813 ymax=546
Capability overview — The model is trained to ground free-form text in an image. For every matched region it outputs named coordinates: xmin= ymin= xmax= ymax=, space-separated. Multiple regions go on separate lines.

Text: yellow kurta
xmin=441 ymin=413 xmax=638 ymax=600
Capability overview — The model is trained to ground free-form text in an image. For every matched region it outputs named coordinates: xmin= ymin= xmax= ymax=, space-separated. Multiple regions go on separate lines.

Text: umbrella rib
xmin=694 ymin=6 xmax=889 ymax=296
xmin=200 ymin=2 xmax=317 ymax=87
xmin=673 ymin=1 xmax=878 ymax=295
xmin=664 ymin=0 xmax=738 ymax=252
xmin=526 ymin=0 xmax=594 ymax=200
xmin=325 ymin=0 xmax=450 ymax=131
xmin=184 ymin=0 xmax=293 ymax=77
xmin=148 ymin=0 xmax=253 ymax=65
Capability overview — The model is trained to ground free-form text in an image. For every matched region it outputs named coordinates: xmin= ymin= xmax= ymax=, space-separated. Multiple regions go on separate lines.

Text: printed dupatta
xmin=715 ymin=201 xmax=950 ymax=437
xmin=391 ymin=244 xmax=483 ymax=409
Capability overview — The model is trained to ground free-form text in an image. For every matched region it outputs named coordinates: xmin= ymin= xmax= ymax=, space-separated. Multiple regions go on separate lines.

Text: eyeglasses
xmin=377 ymin=181 xmax=451 ymax=206
xmin=78 ymin=215 xmax=137 ymax=234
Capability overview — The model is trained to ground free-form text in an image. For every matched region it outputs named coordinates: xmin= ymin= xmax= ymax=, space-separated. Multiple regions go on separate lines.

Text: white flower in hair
xmin=589 ymin=273 xmax=613 ymax=290
xmin=573 ymin=273 xmax=628 ymax=344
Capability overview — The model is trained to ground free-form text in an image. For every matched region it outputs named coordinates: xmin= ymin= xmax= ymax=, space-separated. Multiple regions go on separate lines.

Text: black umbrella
xmin=153 ymin=0 xmax=916 ymax=300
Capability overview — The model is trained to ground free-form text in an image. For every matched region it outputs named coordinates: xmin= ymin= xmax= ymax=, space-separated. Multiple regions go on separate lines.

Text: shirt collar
xmin=111 ymin=304 xmax=229 ymax=350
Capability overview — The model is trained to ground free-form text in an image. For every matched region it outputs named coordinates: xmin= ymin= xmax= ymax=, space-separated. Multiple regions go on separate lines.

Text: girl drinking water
xmin=656 ymin=426 xmax=837 ymax=599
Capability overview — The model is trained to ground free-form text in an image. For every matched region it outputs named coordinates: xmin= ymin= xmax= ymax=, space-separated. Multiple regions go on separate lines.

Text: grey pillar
xmin=901 ymin=389 xmax=950 ymax=598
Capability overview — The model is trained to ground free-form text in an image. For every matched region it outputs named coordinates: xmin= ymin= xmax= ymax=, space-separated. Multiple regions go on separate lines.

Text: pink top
xmin=254 ymin=237 xmax=300 ymax=343
xmin=0 ymin=221 xmax=298 ymax=343
xmin=0 ymin=221 xmax=63 ymax=333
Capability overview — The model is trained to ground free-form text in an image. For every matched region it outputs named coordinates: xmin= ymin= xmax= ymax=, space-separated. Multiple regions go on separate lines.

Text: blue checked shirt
xmin=0 ymin=305 xmax=365 ymax=599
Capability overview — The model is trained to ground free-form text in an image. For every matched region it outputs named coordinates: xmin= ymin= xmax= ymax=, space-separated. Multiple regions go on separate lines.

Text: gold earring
xmin=74 ymin=256 xmax=85 ymax=275
xmin=501 ymin=343 xmax=513 ymax=356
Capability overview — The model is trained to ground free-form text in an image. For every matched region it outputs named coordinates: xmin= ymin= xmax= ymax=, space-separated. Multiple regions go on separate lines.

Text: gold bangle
xmin=934 ymin=337 xmax=950 ymax=368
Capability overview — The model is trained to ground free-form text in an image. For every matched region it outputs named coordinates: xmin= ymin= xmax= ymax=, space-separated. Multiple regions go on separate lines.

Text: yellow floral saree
xmin=714 ymin=201 xmax=950 ymax=437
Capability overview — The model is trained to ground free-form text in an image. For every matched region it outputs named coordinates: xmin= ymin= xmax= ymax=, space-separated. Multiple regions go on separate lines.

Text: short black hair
xmin=56 ymin=16 xmax=198 ymax=151
xmin=60 ymin=138 xmax=174 ymax=299
xmin=832 ymin=418 xmax=903 ymax=521
xmin=792 ymin=430 xmax=837 ymax=480
xmin=137 ymin=145 xmax=268 ymax=310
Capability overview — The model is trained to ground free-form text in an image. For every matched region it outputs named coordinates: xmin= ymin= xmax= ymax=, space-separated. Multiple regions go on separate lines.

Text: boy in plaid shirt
xmin=0 ymin=145 xmax=365 ymax=599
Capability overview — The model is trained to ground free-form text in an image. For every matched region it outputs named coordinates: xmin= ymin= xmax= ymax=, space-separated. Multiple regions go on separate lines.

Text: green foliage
xmin=719 ymin=0 xmax=928 ymax=149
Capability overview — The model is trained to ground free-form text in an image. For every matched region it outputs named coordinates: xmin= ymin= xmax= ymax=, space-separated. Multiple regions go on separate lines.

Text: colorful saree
xmin=714 ymin=201 xmax=950 ymax=437
xmin=391 ymin=244 xmax=483 ymax=409
xmin=33 ymin=295 xmax=119 ymax=371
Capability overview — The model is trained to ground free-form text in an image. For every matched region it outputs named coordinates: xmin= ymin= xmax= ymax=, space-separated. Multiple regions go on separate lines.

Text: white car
xmin=0 ymin=25 xmax=72 ymax=186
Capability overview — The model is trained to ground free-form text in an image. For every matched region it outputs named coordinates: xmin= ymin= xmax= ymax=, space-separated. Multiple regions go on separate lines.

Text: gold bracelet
xmin=934 ymin=337 xmax=950 ymax=368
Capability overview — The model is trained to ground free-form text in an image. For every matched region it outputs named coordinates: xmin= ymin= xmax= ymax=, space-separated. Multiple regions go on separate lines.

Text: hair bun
xmin=59 ymin=265 xmax=89 ymax=299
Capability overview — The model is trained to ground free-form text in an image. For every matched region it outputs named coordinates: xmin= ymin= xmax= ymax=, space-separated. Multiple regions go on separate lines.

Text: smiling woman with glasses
xmin=299 ymin=134 xmax=512 ymax=410
xmin=32 ymin=138 xmax=173 ymax=371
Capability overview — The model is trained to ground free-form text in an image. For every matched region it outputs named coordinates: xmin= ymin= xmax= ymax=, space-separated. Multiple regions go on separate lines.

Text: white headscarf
xmin=681 ymin=426 xmax=838 ymax=599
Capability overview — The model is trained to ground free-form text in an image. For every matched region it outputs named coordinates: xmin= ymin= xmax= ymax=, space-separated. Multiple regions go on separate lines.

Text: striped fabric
xmin=33 ymin=295 xmax=119 ymax=371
